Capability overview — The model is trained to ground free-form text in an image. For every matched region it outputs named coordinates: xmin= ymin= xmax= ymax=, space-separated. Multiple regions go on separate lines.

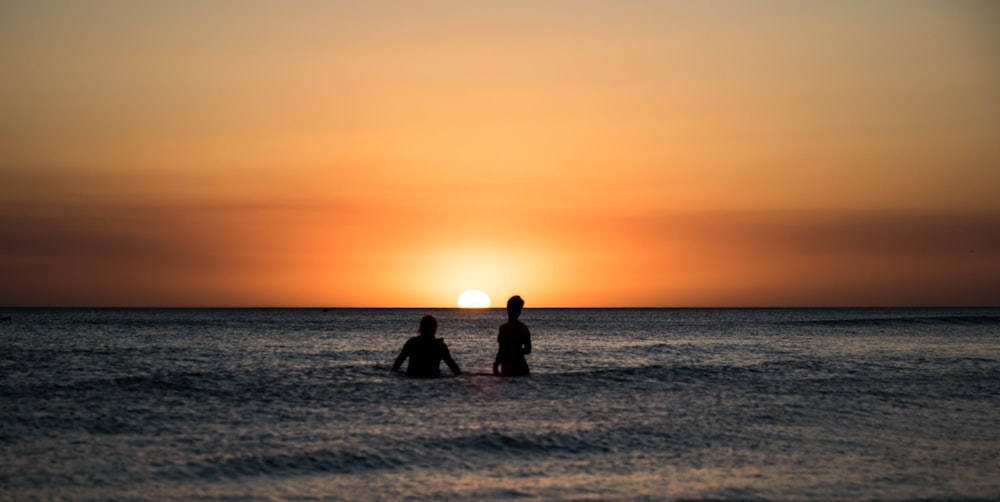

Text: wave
xmin=786 ymin=315 xmax=1000 ymax=328
xmin=538 ymin=358 xmax=1000 ymax=393
xmin=169 ymin=429 xmax=614 ymax=481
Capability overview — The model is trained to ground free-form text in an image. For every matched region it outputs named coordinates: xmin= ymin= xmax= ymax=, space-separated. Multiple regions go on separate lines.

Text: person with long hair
xmin=392 ymin=315 xmax=462 ymax=378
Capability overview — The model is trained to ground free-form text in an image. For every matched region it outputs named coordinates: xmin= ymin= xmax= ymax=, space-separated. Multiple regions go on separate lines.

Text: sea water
xmin=1 ymin=308 xmax=999 ymax=501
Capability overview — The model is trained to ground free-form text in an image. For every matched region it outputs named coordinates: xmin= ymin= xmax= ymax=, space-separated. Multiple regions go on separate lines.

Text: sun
xmin=457 ymin=289 xmax=491 ymax=308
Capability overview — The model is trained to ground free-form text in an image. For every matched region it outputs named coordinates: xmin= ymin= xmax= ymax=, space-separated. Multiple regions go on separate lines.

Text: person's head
xmin=418 ymin=315 xmax=437 ymax=337
xmin=506 ymin=295 xmax=524 ymax=320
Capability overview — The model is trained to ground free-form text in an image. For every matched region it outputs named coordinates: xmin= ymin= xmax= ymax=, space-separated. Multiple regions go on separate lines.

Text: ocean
xmin=1 ymin=308 xmax=999 ymax=501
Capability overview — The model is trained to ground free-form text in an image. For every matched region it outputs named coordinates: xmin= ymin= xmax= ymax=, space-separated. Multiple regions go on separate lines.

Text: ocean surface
xmin=1 ymin=307 xmax=999 ymax=501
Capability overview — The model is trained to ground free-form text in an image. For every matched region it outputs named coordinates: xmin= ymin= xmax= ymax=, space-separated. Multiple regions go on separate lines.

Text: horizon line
xmin=2 ymin=305 xmax=998 ymax=310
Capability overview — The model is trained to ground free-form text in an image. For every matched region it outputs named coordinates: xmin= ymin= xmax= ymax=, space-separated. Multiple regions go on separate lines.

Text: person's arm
xmin=522 ymin=328 xmax=532 ymax=355
xmin=391 ymin=342 xmax=410 ymax=372
xmin=440 ymin=341 xmax=461 ymax=375
xmin=493 ymin=330 xmax=502 ymax=375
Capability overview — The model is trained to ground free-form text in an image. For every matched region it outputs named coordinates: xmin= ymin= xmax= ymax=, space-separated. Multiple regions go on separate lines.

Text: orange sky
xmin=1 ymin=1 xmax=999 ymax=307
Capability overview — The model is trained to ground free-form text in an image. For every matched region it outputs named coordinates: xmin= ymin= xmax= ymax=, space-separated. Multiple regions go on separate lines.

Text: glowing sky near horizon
xmin=1 ymin=1 xmax=999 ymax=307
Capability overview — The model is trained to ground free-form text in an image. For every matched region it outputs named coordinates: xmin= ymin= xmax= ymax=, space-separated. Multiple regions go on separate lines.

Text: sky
xmin=1 ymin=0 xmax=999 ymax=307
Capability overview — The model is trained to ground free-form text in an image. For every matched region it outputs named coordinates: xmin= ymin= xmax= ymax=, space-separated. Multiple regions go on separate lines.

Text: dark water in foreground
xmin=1 ymin=308 xmax=999 ymax=501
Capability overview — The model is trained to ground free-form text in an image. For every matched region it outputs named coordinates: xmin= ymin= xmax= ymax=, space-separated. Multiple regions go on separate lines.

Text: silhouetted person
xmin=493 ymin=295 xmax=531 ymax=376
xmin=392 ymin=315 xmax=462 ymax=378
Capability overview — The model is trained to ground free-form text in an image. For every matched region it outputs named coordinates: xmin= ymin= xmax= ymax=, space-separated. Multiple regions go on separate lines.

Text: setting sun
xmin=457 ymin=290 xmax=491 ymax=309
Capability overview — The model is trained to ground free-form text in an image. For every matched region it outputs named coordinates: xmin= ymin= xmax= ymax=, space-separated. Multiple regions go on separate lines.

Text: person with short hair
xmin=493 ymin=295 xmax=532 ymax=376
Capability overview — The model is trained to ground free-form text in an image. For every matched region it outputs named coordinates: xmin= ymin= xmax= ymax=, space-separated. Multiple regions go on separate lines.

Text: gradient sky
xmin=1 ymin=1 xmax=999 ymax=307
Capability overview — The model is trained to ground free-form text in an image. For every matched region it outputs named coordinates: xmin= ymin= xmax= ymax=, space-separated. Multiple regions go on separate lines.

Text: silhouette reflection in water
xmin=493 ymin=295 xmax=531 ymax=376
xmin=392 ymin=315 xmax=462 ymax=378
